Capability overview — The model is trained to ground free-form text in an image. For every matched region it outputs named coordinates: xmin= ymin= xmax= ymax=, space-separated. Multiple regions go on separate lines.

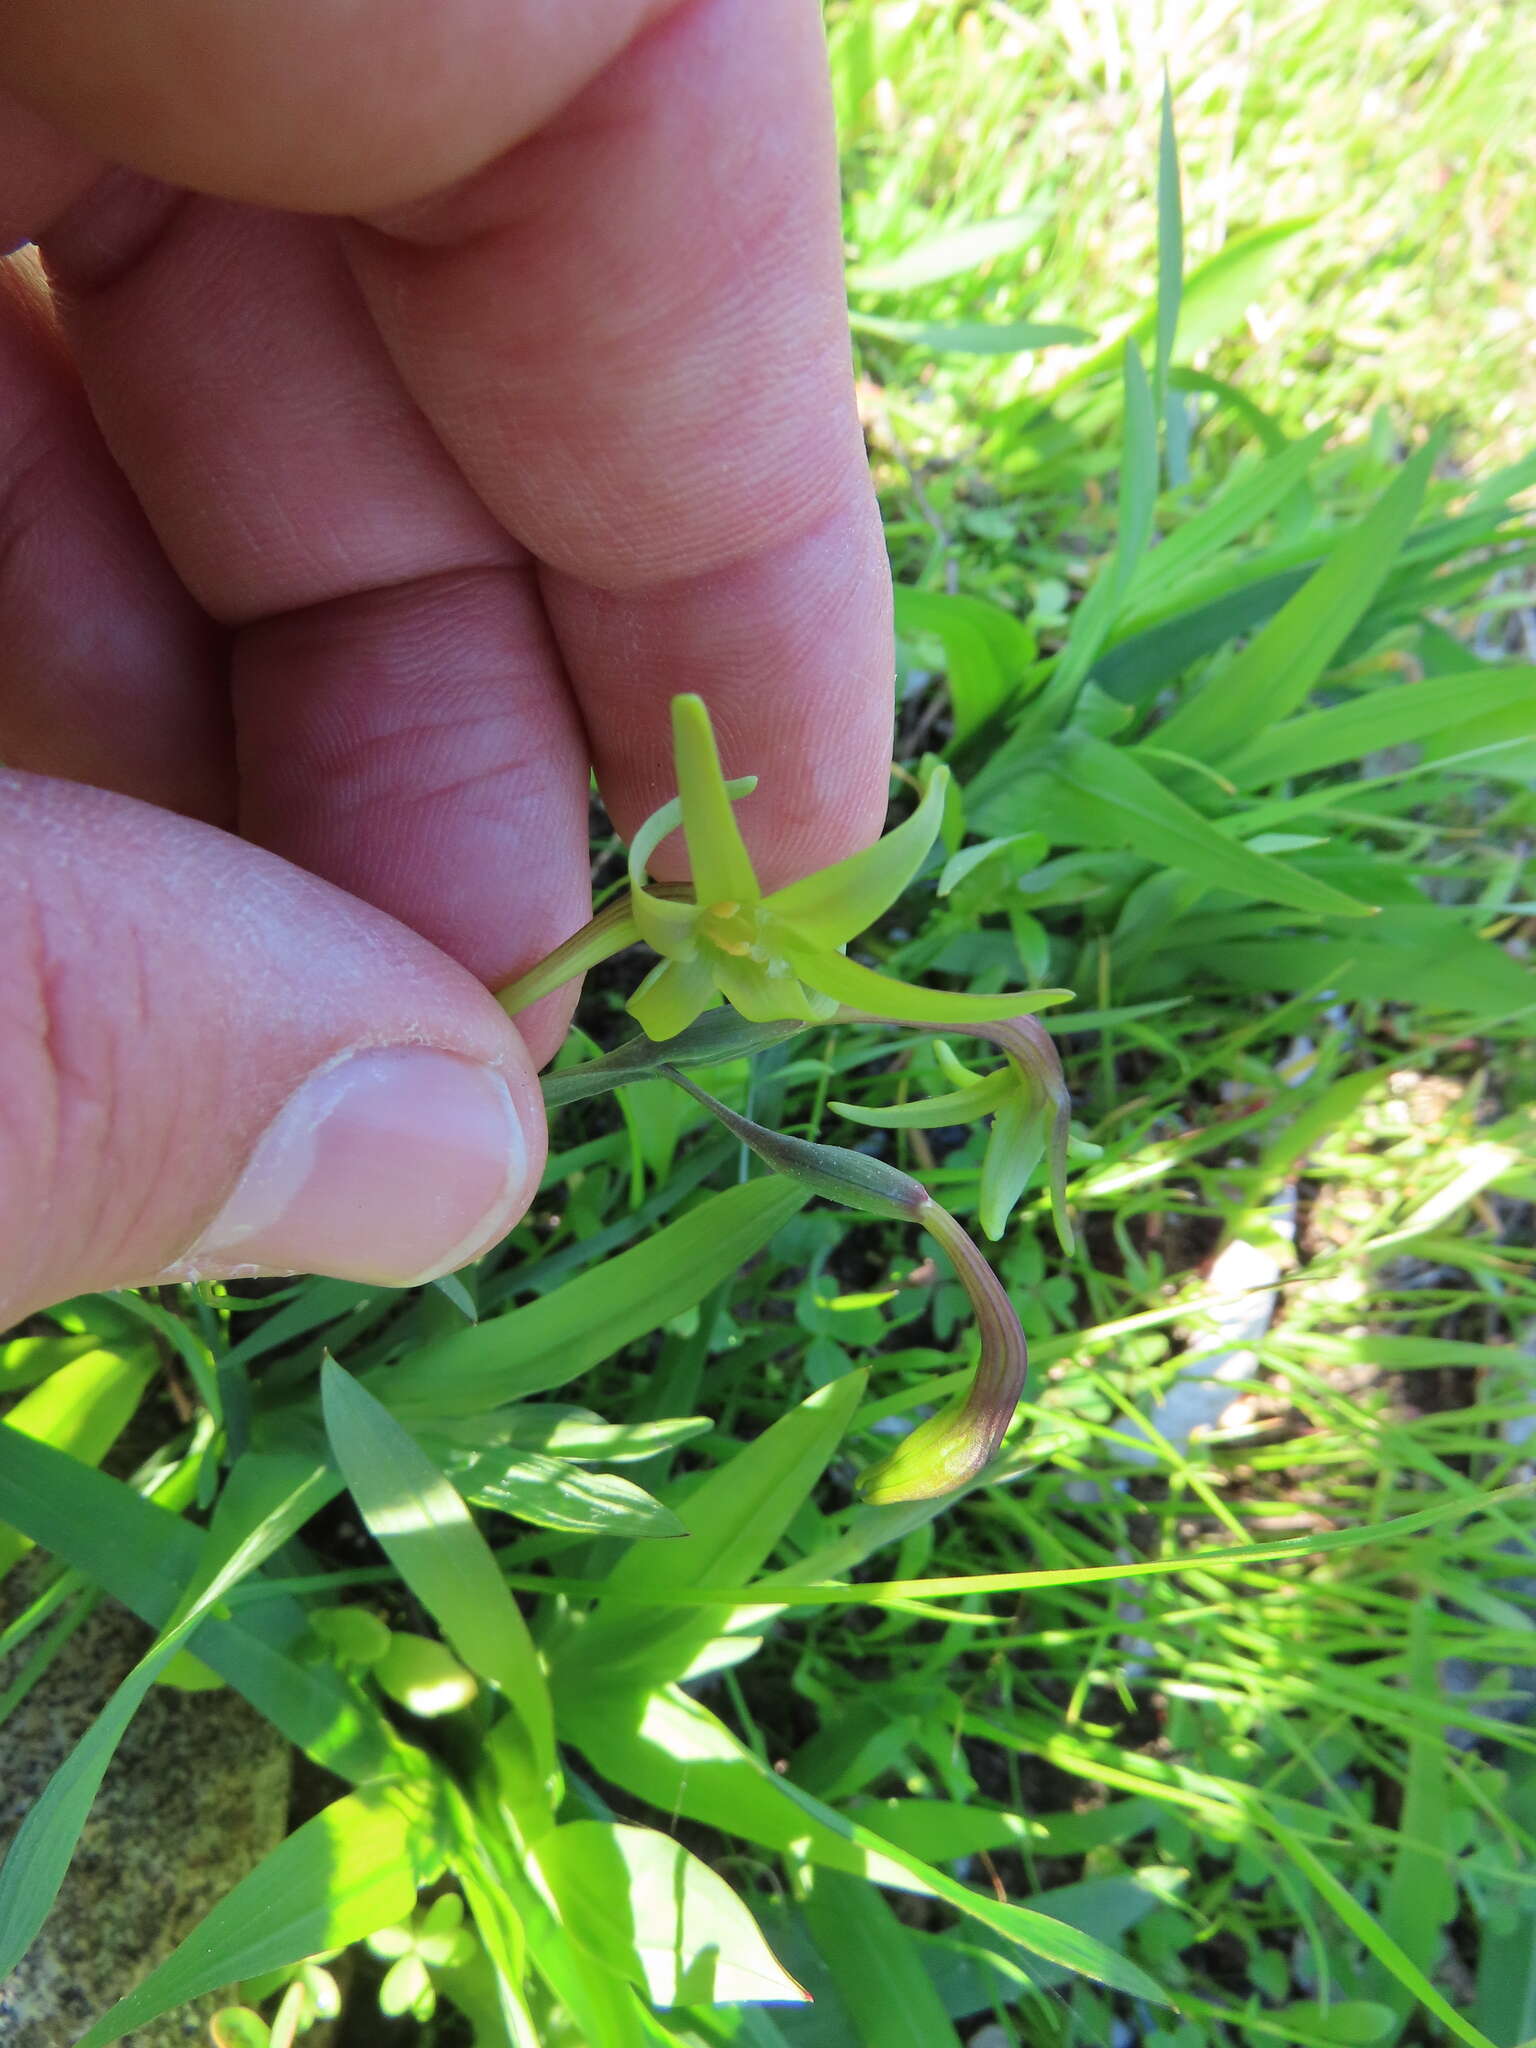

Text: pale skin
xmin=0 ymin=0 xmax=893 ymax=1323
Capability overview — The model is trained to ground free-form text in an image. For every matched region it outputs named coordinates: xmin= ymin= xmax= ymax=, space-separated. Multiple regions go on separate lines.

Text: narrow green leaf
xmin=1124 ymin=430 xmax=1327 ymax=608
xmin=471 ymin=1406 xmax=712 ymax=1465
xmin=895 ymin=587 xmax=1035 ymax=741
xmin=937 ymin=831 xmax=1047 ymax=897
xmin=1049 ymin=735 xmax=1375 ymax=917
xmin=847 ymin=208 xmax=1048 ymax=293
xmin=551 ymin=1372 xmax=866 ymax=1696
xmin=535 ymin=1821 xmax=806 ymax=2006
xmin=381 ymin=1178 xmax=809 ymax=1419
xmin=1042 ymin=342 xmax=1159 ymax=707
xmin=74 ymin=1792 xmax=419 ymax=2047
xmin=1223 ymin=667 xmax=1536 ymax=788
xmin=1268 ymin=1819 xmax=1497 ymax=2048
xmin=802 ymin=1871 xmax=963 ymax=2047
xmin=321 ymin=1361 xmax=555 ymax=1780
xmin=851 ymin=311 xmax=1090 ymax=354
xmin=565 ymin=1685 xmax=1168 ymax=2004
xmin=1267 ymin=2004 xmax=1396 ymax=2046
xmin=1471 ymin=1766 xmax=1536 ymax=2042
xmin=458 ymin=1449 xmax=685 ymax=1538
xmin=1366 ymin=1603 xmax=1457 ymax=2024
xmin=0 ymin=1344 xmax=155 ymax=1577
xmin=1154 ymin=74 xmax=1184 ymax=485
xmin=1038 ymin=215 xmax=1313 ymax=404
xmin=1196 ymin=915 xmax=1535 ymax=1027
xmin=1156 ymin=438 xmax=1441 ymax=762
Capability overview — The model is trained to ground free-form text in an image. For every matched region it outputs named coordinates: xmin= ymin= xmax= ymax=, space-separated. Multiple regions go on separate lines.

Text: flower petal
xmin=977 ymin=1091 xmax=1046 ymax=1242
xmin=791 ymin=945 xmax=1074 ymax=1023
xmin=830 ymin=1071 xmax=1013 ymax=1130
xmin=765 ymin=766 xmax=949 ymax=947
xmin=933 ymin=1040 xmax=985 ymax=1089
xmin=673 ymin=694 xmax=761 ymax=907
xmin=626 ymin=955 xmax=720 ymax=1041
xmin=710 ymin=951 xmax=839 ymax=1024
xmin=628 ymin=778 xmax=755 ymax=959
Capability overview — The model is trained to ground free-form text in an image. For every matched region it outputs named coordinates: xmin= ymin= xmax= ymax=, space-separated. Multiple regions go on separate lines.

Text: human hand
xmin=0 ymin=0 xmax=893 ymax=1325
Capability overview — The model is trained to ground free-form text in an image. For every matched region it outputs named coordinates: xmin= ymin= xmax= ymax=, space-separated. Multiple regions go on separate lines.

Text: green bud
xmin=374 ymin=1631 xmax=479 ymax=1717
xmin=309 ymin=1604 xmax=392 ymax=1668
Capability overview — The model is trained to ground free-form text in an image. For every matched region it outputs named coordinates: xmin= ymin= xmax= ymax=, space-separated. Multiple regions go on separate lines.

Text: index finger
xmin=346 ymin=0 xmax=894 ymax=890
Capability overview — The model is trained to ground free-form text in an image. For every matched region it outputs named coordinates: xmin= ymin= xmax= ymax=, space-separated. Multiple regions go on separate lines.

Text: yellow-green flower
xmin=499 ymin=695 xmax=1071 ymax=1042
xmin=831 ymin=1013 xmax=1075 ymax=1249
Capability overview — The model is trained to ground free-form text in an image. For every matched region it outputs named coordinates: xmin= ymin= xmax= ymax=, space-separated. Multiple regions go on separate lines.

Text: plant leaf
xmin=566 ymin=1685 xmax=1168 ymax=2004
xmin=551 ymin=1372 xmax=866 ymax=1696
xmin=894 ymin=587 xmax=1038 ymax=739
xmin=1041 ymin=341 xmax=1159 ymax=708
xmin=321 ymin=1361 xmax=556 ymax=1781
xmin=457 ymin=1449 xmax=685 ymax=1538
xmin=1155 ymin=437 xmax=1441 ymax=762
xmin=535 ymin=1821 xmax=806 ymax=2006
xmin=847 ymin=207 xmax=1049 ymax=293
xmin=852 ymin=311 xmax=1091 ymax=354
xmin=1048 ymin=734 xmax=1375 ymax=917
xmin=802 ymin=1870 xmax=964 ymax=2046
xmin=0 ymin=1425 xmax=392 ymax=1781
xmin=1223 ymin=666 xmax=1536 ymax=787
xmin=381 ymin=1177 xmax=809 ymax=1419
xmin=0 ymin=1343 xmax=155 ymax=1578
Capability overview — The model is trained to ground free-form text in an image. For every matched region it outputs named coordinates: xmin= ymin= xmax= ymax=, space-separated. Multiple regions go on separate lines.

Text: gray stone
xmin=1 ymin=1563 xmax=291 ymax=2046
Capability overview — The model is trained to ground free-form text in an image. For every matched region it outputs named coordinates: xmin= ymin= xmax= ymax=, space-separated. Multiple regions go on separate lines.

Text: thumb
xmin=3 ymin=773 xmax=546 ymax=1326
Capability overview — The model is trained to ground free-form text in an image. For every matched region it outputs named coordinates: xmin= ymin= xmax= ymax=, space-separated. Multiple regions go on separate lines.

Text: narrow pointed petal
xmin=974 ymin=1017 xmax=1074 ymax=1254
xmin=627 ymin=955 xmax=720 ymax=1041
xmin=933 ymin=1040 xmax=986 ymax=1089
xmin=496 ymin=896 xmax=641 ymax=1016
xmin=830 ymin=1071 xmax=1014 ymax=1130
xmin=978 ymin=1093 xmax=1046 ymax=1242
xmin=673 ymin=695 xmax=760 ymax=907
xmin=792 ymin=946 xmax=1074 ymax=1023
xmin=628 ymin=777 xmax=754 ymax=958
xmin=765 ymin=767 xmax=949 ymax=947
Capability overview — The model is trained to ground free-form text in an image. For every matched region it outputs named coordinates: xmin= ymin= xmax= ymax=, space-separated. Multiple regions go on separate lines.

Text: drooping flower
xmin=831 ymin=1012 xmax=1075 ymax=1249
xmin=661 ymin=1066 xmax=1027 ymax=1503
xmin=499 ymin=695 xmax=1071 ymax=1042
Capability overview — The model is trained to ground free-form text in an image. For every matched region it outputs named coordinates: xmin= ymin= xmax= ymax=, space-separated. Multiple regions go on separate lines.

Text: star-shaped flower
xmin=499 ymin=695 xmax=1071 ymax=1042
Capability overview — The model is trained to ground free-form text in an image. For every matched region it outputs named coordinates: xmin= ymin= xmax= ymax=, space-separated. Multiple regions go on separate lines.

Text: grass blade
xmin=1155 ymin=437 xmax=1441 ymax=762
xmin=1155 ymin=74 xmax=1185 ymax=486
xmin=381 ymin=1177 xmax=809 ymax=1418
xmin=321 ymin=1360 xmax=556 ymax=1782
